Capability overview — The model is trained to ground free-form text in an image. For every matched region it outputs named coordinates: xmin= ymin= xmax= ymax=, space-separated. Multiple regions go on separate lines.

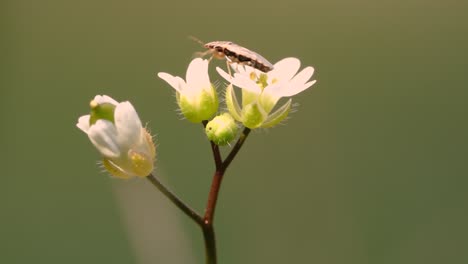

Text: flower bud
xmin=205 ymin=113 xmax=238 ymax=146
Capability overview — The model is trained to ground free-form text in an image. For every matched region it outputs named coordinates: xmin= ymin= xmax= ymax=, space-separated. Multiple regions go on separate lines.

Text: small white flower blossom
xmin=77 ymin=95 xmax=156 ymax=179
xmin=158 ymin=58 xmax=218 ymax=123
xmin=216 ymin=57 xmax=316 ymax=128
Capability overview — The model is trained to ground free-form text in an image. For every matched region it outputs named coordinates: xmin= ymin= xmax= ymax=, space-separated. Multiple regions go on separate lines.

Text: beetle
xmin=197 ymin=40 xmax=274 ymax=73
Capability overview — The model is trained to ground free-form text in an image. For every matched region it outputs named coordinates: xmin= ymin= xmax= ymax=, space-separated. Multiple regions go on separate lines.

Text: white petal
xmin=216 ymin=67 xmax=234 ymax=82
xmin=262 ymin=81 xmax=287 ymax=100
xmin=87 ymin=120 xmax=120 ymax=157
xmin=260 ymin=82 xmax=284 ymax=110
xmin=186 ymin=58 xmax=210 ymax=93
xmin=114 ymin=101 xmax=143 ymax=148
xmin=269 ymin=58 xmax=301 ymax=82
xmin=76 ymin=115 xmax=90 ymax=132
xmin=93 ymin=95 xmax=119 ymax=105
xmin=290 ymin=67 xmax=315 ymax=87
xmin=216 ymin=67 xmax=261 ymax=94
xmin=158 ymin=72 xmax=185 ymax=93
xmin=233 ymin=74 xmax=262 ymax=94
xmin=282 ymin=67 xmax=316 ymax=97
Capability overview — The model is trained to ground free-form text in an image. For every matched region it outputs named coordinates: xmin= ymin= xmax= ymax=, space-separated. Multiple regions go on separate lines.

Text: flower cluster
xmin=158 ymin=57 xmax=316 ymax=138
xmin=77 ymin=55 xmax=316 ymax=177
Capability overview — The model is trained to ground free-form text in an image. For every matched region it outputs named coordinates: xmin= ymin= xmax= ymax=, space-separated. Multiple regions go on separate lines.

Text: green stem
xmin=146 ymin=174 xmax=204 ymax=226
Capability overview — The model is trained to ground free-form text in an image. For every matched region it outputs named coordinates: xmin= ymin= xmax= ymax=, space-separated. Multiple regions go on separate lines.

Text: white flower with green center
xmin=217 ymin=57 xmax=316 ymax=129
xmin=158 ymin=58 xmax=218 ymax=123
xmin=76 ymin=95 xmax=156 ymax=179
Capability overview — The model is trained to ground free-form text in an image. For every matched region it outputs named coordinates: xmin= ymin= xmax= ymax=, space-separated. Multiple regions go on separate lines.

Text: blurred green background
xmin=2 ymin=0 xmax=467 ymax=263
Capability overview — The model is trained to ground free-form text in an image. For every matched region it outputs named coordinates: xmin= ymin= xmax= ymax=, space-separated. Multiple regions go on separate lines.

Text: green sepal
xmin=261 ymin=99 xmax=292 ymax=128
xmin=242 ymin=102 xmax=267 ymax=129
xmin=178 ymin=84 xmax=218 ymax=123
xmin=225 ymin=84 xmax=242 ymax=122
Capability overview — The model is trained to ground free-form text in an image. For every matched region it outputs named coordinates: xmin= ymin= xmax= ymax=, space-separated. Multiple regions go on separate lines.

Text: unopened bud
xmin=205 ymin=113 xmax=238 ymax=146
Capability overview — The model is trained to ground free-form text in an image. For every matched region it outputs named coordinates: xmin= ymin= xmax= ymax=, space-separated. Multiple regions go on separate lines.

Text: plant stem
xmin=201 ymin=127 xmax=252 ymax=264
xmin=202 ymin=224 xmax=217 ymax=264
xmin=148 ymin=124 xmax=251 ymax=264
xmin=221 ymin=128 xmax=251 ymax=171
xmin=204 ymin=170 xmax=223 ymax=223
xmin=146 ymin=174 xmax=204 ymax=226
xmin=203 ymin=120 xmax=222 ymax=169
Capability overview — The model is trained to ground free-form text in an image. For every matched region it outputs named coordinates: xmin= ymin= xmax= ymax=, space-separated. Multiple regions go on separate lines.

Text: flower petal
xmin=262 ymin=81 xmax=288 ymax=102
xmin=216 ymin=67 xmax=233 ymax=82
xmin=87 ymin=119 xmax=120 ymax=157
xmin=76 ymin=115 xmax=90 ymax=132
xmin=186 ymin=58 xmax=210 ymax=93
xmin=114 ymin=101 xmax=143 ymax=149
xmin=269 ymin=58 xmax=301 ymax=82
xmin=93 ymin=95 xmax=119 ymax=105
xmin=282 ymin=67 xmax=316 ymax=97
xmin=158 ymin=72 xmax=185 ymax=93
xmin=216 ymin=67 xmax=262 ymax=94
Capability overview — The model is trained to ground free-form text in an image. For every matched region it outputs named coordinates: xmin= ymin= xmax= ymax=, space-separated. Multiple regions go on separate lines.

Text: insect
xmin=192 ymin=37 xmax=274 ymax=73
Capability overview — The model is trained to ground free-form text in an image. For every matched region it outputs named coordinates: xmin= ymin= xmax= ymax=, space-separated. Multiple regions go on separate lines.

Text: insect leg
xmin=225 ymin=60 xmax=233 ymax=77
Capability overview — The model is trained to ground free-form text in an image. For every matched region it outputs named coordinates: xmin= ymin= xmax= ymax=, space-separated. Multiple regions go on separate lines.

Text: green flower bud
xmin=205 ymin=113 xmax=238 ymax=146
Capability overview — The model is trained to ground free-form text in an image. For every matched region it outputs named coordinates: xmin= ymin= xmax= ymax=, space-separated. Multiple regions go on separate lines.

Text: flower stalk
xmin=200 ymin=123 xmax=252 ymax=264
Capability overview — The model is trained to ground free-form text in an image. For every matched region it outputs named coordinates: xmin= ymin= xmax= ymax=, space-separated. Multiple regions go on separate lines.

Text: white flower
xmin=77 ymin=95 xmax=156 ymax=178
xmin=158 ymin=58 xmax=218 ymax=123
xmin=216 ymin=57 xmax=316 ymax=128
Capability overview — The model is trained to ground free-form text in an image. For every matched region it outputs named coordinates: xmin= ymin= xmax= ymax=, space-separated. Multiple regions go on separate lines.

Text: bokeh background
xmin=2 ymin=0 xmax=467 ymax=263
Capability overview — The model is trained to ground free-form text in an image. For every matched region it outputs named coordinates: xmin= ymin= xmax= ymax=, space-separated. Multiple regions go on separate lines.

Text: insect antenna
xmin=188 ymin=35 xmax=214 ymax=59
xmin=188 ymin=35 xmax=205 ymax=46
